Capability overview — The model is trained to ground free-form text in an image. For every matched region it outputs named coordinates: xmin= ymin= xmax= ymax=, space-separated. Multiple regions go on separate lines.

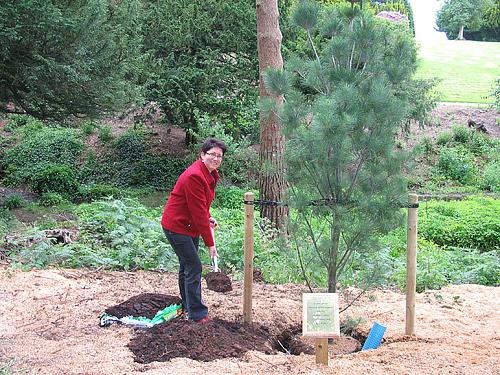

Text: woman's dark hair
xmin=201 ymin=138 xmax=227 ymax=155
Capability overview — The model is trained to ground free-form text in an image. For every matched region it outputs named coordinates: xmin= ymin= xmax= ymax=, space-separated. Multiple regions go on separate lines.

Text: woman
xmin=161 ymin=138 xmax=227 ymax=324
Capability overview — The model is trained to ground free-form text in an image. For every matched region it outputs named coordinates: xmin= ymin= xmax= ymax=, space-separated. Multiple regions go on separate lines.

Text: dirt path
xmin=0 ymin=268 xmax=498 ymax=374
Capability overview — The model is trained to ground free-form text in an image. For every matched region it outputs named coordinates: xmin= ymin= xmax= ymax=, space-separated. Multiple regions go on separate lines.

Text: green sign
xmin=302 ymin=293 xmax=340 ymax=337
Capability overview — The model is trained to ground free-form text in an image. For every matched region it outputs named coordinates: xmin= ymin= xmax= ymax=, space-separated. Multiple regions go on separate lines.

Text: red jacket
xmin=161 ymin=159 xmax=219 ymax=246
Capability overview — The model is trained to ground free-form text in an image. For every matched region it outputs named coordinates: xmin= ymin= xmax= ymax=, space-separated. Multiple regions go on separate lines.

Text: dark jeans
xmin=163 ymin=228 xmax=208 ymax=321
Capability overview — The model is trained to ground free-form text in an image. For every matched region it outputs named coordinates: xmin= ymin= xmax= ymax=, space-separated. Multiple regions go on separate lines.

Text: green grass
xmin=415 ymin=40 xmax=500 ymax=104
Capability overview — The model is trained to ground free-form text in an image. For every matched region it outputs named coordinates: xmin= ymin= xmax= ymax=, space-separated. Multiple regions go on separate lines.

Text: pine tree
xmin=265 ymin=1 xmax=420 ymax=292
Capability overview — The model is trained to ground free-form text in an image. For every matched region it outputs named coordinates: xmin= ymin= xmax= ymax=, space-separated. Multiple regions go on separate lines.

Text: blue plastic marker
xmin=361 ymin=321 xmax=387 ymax=351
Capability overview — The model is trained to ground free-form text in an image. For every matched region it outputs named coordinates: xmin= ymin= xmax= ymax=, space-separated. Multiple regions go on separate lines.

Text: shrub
xmin=112 ymin=127 xmax=148 ymax=161
xmin=31 ymin=165 xmax=80 ymax=199
xmin=78 ymin=184 xmax=122 ymax=202
xmin=482 ymin=161 xmax=500 ymax=192
xmin=436 ymin=131 xmax=453 ymax=146
xmin=39 ymin=192 xmax=66 ymax=206
xmin=419 ymin=196 xmax=500 ymax=251
xmin=451 ymin=124 xmax=470 ymax=144
xmin=212 ymin=186 xmax=251 ymax=210
xmin=81 ymin=120 xmax=97 ymax=136
xmin=2 ymin=194 xmax=25 ymax=209
xmin=435 ymin=146 xmax=478 ymax=185
xmin=419 ymin=136 xmax=434 ymax=156
xmin=98 ymin=125 xmax=113 ymax=143
xmin=467 ymin=132 xmax=496 ymax=157
xmin=3 ymin=114 xmax=43 ymax=133
xmin=189 ymin=112 xmax=259 ymax=188
xmin=2 ymin=126 xmax=83 ymax=186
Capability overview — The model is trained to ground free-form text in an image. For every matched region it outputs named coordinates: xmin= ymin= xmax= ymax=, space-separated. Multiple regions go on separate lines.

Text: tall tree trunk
xmin=256 ymin=0 xmax=288 ymax=229
xmin=457 ymin=25 xmax=465 ymax=40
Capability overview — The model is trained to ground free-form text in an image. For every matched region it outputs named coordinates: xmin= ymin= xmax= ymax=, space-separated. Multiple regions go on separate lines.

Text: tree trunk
xmin=457 ymin=25 xmax=465 ymax=40
xmin=256 ymin=0 xmax=288 ymax=229
xmin=328 ymin=226 xmax=341 ymax=293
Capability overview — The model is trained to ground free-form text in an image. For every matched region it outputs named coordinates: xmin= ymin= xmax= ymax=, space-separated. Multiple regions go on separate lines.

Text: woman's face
xmin=201 ymin=146 xmax=224 ymax=172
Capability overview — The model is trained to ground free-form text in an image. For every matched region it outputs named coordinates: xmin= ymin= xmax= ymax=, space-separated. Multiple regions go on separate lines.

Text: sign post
xmin=302 ymin=293 xmax=340 ymax=365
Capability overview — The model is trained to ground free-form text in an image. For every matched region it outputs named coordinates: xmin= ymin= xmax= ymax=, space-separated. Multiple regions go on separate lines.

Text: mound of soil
xmin=128 ymin=318 xmax=273 ymax=363
xmin=204 ymin=272 xmax=233 ymax=292
xmin=104 ymin=293 xmax=181 ymax=319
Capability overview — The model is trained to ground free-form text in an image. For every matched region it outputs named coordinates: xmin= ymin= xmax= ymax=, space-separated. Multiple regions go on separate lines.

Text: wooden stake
xmin=406 ymin=193 xmax=418 ymax=336
xmin=243 ymin=192 xmax=254 ymax=323
xmin=315 ymin=338 xmax=329 ymax=365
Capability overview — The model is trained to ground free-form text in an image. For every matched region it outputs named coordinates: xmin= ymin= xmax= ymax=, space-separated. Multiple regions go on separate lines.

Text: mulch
xmin=103 ymin=292 xmax=360 ymax=363
xmin=128 ymin=318 xmax=274 ymax=363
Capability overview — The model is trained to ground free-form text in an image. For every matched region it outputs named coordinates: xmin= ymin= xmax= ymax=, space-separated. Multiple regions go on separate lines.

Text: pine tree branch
xmin=339 ymin=287 xmax=367 ymax=313
xmin=302 ymin=211 xmax=328 ymax=269
xmin=293 ymin=234 xmax=314 ymax=293
xmin=307 ymin=30 xmax=321 ymax=66
xmin=349 ymin=41 xmax=356 ymax=71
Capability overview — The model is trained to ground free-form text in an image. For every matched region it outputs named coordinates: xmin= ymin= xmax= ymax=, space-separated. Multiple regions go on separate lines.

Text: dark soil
xmin=274 ymin=324 xmax=315 ymax=355
xmin=104 ymin=293 xmax=182 ymax=319
xmin=274 ymin=324 xmax=361 ymax=356
xmin=128 ymin=318 xmax=274 ymax=363
xmin=204 ymin=271 xmax=233 ymax=292
xmin=105 ymin=293 xmax=362 ymax=364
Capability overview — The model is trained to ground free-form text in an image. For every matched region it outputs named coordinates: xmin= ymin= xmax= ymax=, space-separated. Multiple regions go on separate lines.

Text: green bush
xmin=435 ymin=146 xmax=479 ymax=185
xmin=189 ymin=112 xmax=259 ymax=188
xmin=2 ymin=194 xmax=25 ymax=209
xmin=482 ymin=161 xmax=500 ymax=192
xmin=419 ymin=136 xmax=434 ymax=156
xmin=2 ymin=126 xmax=83 ymax=186
xmin=380 ymin=226 xmax=499 ymax=291
xmin=212 ymin=186 xmax=253 ymax=210
xmin=39 ymin=193 xmax=67 ymax=206
xmin=3 ymin=114 xmax=43 ymax=133
xmin=78 ymin=146 xmax=187 ymax=190
xmin=419 ymin=196 xmax=500 ymax=251
xmin=112 ymin=127 xmax=148 ymax=161
xmin=32 ymin=165 xmax=80 ymax=199
xmin=80 ymin=120 xmax=97 ymax=136
xmin=436 ymin=131 xmax=453 ymax=146
xmin=98 ymin=125 xmax=113 ymax=143
xmin=467 ymin=131 xmax=496 ymax=157
xmin=78 ymin=184 xmax=122 ymax=202
xmin=451 ymin=124 xmax=470 ymax=144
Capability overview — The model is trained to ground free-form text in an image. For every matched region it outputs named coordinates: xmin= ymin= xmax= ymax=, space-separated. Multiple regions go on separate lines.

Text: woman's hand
xmin=209 ymin=217 xmax=218 ymax=230
xmin=208 ymin=245 xmax=218 ymax=259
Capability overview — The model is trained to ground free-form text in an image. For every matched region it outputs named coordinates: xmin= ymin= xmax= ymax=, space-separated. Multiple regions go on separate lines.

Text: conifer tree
xmin=0 ymin=0 xmax=144 ymax=120
xmin=265 ymin=1 xmax=420 ymax=292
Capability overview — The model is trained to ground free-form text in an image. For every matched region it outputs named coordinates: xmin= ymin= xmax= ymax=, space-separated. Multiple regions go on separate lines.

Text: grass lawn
xmin=415 ymin=40 xmax=500 ymax=104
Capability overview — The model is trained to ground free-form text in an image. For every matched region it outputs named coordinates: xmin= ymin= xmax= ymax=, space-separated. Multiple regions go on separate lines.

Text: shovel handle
xmin=210 ymin=227 xmax=220 ymax=272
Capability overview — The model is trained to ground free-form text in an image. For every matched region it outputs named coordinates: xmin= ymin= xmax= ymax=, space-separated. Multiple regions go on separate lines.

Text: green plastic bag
xmin=99 ymin=304 xmax=182 ymax=328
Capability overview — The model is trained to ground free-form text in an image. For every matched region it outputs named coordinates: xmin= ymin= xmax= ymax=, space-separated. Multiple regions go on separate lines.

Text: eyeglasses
xmin=206 ymin=152 xmax=224 ymax=160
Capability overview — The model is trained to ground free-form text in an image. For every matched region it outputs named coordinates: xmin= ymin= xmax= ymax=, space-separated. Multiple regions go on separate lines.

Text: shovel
xmin=210 ymin=227 xmax=220 ymax=272
xmin=205 ymin=227 xmax=232 ymax=292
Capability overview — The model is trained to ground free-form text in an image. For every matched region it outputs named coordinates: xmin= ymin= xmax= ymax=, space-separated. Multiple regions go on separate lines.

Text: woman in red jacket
xmin=161 ymin=138 xmax=226 ymax=324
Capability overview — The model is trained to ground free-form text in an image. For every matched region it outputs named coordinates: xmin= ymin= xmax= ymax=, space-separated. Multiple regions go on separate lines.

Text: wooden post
xmin=315 ymin=338 xmax=329 ymax=365
xmin=406 ymin=193 xmax=418 ymax=336
xmin=243 ymin=192 xmax=255 ymax=323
